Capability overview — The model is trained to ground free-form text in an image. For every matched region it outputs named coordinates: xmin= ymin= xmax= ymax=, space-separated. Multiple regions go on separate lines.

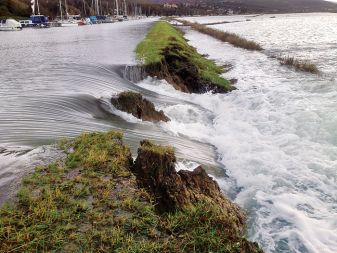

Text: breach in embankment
xmin=0 ymin=131 xmax=263 ymax=252
xmin=135 ymin=21 xmax=235 ymax=94
xmin=111 ymin=91 xmax=170 ymax=122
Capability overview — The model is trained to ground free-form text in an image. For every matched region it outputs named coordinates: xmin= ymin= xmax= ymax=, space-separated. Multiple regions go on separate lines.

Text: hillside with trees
xmin=1 ymin=0 xmax=337 ymax=19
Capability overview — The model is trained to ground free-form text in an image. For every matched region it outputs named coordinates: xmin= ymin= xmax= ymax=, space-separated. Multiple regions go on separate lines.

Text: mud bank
xmin=111 ymin=91 xmax=170 ymax=122
xmin=135 ymin=21 xmax=235 ymax=94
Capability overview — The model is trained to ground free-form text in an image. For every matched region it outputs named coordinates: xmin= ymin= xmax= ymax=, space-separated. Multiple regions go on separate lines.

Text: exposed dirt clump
xmin=145 ymin=44 xmax=235 ymax=94
xmin=132 ymin=140 xmax=264 ymax=253
xmin=132 ymin=140 xmax=243 ymax=218
xmin=111 ymin=91 xmax=170 ymax=122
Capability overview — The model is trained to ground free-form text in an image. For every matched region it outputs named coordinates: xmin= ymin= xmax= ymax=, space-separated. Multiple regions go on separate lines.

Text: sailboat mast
xmin=59 ymin=0 xmax=63 ymax=20
xmin=123 ymin=0 xmax=127 ymax=16
xmin=65 ymin=0 xmax=68 ymax=19
xmin=82 ymin=0 xmax=86 ymax=16
xmin=31 ymin=0 xmax=35 ymax=15
xmin=95 ymin=0 xmax=99 ymax=15
xmin=36 ymin=0 xmax=40 ymax=15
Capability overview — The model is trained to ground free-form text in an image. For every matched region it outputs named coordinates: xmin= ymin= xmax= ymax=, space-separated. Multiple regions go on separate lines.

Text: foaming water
xmin=0 ymin=19 xmax=220 ymax=204
xmin=2 ymin=13 xmax=337 ymax=252
xmin=183 ymin=13 xmax=337 ymax=75
xmin=137 ymin=14 xmax=337 ymax=253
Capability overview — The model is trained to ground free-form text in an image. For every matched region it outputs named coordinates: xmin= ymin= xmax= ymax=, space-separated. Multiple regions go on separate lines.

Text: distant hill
xmin=0 ymin=0 xmax=31 ymax=18
xmin=1 ymin=0 xmax=337 ymax=19
xmin=151 ymin=0 xmax=337 ymax=13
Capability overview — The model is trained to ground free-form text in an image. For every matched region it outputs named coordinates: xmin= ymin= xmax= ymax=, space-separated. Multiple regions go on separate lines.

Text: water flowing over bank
xmin=1 ymin=14 xmax=337 ymax=253
xmin=0 ymin=20 xmax=220 ymax=204
xmin=164 ymin=14 xmax=336 ymax=253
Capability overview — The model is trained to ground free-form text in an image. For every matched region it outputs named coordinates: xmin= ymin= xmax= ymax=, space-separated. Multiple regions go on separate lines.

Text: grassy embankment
xmin=178 ymin=20 xmax=263 ymax=51
xmin=136 ymin=21 xmax=233 ymax=92
xmin=0 ymin=131 xmax=260 ymax=252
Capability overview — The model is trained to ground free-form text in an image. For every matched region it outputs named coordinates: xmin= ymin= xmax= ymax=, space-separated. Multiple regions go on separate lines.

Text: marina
xmin=1 ymin=0 xmax=145 ymax=31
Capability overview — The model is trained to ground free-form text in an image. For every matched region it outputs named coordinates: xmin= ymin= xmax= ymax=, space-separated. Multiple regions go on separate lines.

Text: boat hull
xmin=60 ymin=23 xmax=79 ymax=27
xmin=0 ymin=27 xmax=22 ymax=31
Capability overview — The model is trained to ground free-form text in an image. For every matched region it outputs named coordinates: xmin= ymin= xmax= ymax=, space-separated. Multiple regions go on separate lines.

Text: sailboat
xmin=115 ymin=0 xmax=123 ymax=21
xmin=30 ymin=0 xmax=49 ymax=27
xmin=58 ymin=0 xmax=79 ymax=27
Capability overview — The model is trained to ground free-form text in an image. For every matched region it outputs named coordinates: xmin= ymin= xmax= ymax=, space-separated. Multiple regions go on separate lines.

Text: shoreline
xmin=0 ymin=131 xmax=263 ymax=252
xmin=0 ymin=20 xmax=264 ymax=252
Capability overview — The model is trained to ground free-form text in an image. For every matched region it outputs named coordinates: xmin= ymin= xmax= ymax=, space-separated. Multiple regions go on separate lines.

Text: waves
xmin=133 ymin=17 xmax=337 ymax=253
xmin=1 ymin=14 xmax=336 ymax=253
xmin=0 ymin=19 xmax=221 ymax=206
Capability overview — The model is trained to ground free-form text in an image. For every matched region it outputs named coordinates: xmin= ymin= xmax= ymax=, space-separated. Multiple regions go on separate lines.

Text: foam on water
xmin=0 ymin=19 xmax=221 ymax=205
xmin=136 ymin=17 xmax=337 ymax=253
xmin=1 ymin=14 xmax=337 ymax=253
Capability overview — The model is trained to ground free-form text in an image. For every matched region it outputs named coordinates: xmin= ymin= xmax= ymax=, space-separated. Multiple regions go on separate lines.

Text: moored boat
xmin=58 ymin=0 xmax=79 ymax=27
xmin=0 ymin=19 xmax=22 ymax=31
xmin=30 ymin=0 xmax=50 ymax=28
xmin=30 ymin=15 xmax=49 ymax=27
xmin=59 ymin=21 xmax=79 ymax=27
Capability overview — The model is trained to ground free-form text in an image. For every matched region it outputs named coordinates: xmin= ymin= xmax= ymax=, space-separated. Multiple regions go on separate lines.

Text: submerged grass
xmin=0 ymin=131 xmax=255 ymax=253
xmin=136 ymin=21 xmax=231 ymax=89
xmin=179 ymin=20 xmax=263 ymax=51
xmin=278 ymin=56 xmax=319 ymax=74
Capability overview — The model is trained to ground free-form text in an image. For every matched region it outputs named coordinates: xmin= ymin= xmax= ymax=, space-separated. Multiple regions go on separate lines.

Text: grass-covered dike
xmin=178 ymin=20 xmax=263 ymax=51
xmin=0 ymin=131 xmax=263 ymax=252
xmin=136 ymin=21 xmax=235 ymax=94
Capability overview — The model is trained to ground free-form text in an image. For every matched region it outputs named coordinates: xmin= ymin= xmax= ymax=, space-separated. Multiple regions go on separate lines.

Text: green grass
xmin=139 ymin=140 xmax=175 ymax=156
xmin=136 ymin=21 xmax=187 ymax=64
xmin=136 ymin=21 xmax=231 ymax=89
xmin=0 ymin=131 xmax=257 ymax=252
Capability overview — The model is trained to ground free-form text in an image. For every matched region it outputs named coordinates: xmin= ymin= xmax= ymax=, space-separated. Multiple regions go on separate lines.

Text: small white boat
xmin=59 ymin=21 xmax=78 ymax=27
xmin=0 ymin=19 xmax=22 ymax=31
xmin=58 ymin=0 xmax=79 ymax=27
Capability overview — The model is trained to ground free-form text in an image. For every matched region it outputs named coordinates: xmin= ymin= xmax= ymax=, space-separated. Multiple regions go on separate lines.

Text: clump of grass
xmin=179 ymin=20 xmax=263 ymax=51
xmin=0 ymin=131 xmax=157 ymax=252
xmin=136 ymin=21 xmax=232 ymax=90
xmin=0 ymin=131 xmax=261 ymax=252
xmin=278 ymin=56 xmax=319 ymax=74
xmin=139 ymin=140 xmax=175 ymax=156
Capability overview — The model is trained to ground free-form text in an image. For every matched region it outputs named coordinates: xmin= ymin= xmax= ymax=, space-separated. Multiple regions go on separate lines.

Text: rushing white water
xmin=0 ymin=19 xmax=220 ymax=204
xmin=1 ymin=13 xmax=337 ymax=253
xmin=136 ymin=14 xmax=337 ymax=253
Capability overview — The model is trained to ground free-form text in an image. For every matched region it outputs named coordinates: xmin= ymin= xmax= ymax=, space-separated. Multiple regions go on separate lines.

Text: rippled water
xmin=1 ymin=13 xmax=337 ymax=253
xmin=0 ymin=20 xmax=219 ymax=203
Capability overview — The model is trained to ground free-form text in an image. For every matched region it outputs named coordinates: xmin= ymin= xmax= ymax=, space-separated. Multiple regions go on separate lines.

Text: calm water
xmin=1 ymin=13 xmax=337 ymax=253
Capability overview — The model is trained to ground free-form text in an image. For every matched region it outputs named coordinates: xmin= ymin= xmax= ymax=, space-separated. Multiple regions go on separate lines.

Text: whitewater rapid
xmin=1 ymin=13 xmax=337 ymax=253
xmin=136 ymin=14 xmax=337 ymax=253
xmin=0 ymin=19 xmax=219 ymax=204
